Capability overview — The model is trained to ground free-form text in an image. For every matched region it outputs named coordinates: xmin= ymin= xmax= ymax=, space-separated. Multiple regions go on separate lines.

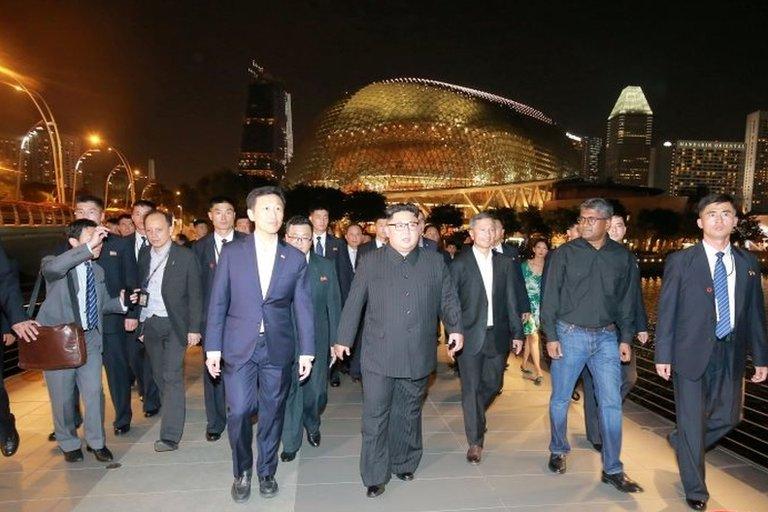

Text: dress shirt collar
xmin=254 ymin=233 xmax=278 ymax=253
xmin=314 ymin=231 xmax=327 ymax=244
xmin=214 ymin=230 xmax=234 ymax=245
xmin=151 ymin=240 xmax=172 ymax=258
xmin=492 ymin=243 xmax=503 ymax=253
xmin=702 ymin=239 xmax=732 ymax=260
xmin=472 ymin=245 xmax=494 ymax=263
xmin=375 ymin=238 xmax=386 ymax=248
xmin=306 ymin=252 xmax=311 ymax=264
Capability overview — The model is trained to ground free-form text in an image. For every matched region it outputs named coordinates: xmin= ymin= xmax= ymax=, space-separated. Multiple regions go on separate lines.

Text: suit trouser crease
xmin=44 ymin=330 xmax=106 ymax=452
xmin=143 ymin=317 xmax=186 ymax=443
xmin=102 ymin=327 xmax=133 ymax=428
xmin=282 ymin=351 xmax=329 ymax=454
xmin=549 ymin=321 xmax=623 ymax=475
xmin=360 ymin=370 xmax=428 ymax=487
xmin=583 ymin=350 xmax=638 ymax=445
xmin=126 ymin=328 xmax=160 ymax=412
xmin=671 ymin=340 xmax=742 ymax=501
xmin=457 ymin=330 xmax=505 ymax=446
xmin=224 ymin=338 xmax=291 ymax=478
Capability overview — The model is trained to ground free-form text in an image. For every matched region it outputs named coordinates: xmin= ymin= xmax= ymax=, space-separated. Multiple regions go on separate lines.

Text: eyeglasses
xmin=578 ymin=216 xmax=609 ymax=226
xmin=286 ymin=235 xmax=312 ymax=243
xmin=387 ymin=221 xmax=420 ymax=232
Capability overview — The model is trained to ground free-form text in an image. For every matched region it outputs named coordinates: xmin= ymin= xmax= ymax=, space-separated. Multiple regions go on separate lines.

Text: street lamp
xmin=71 ymin=133 xmax=103 ymax=205
xmin=105 ymin=146 xmax=136 ymax=206
xmin=1 ymin=65 xmax=65 ymax=203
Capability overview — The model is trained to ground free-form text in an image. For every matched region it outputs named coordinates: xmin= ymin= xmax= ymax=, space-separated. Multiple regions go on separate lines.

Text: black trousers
xmin=360 ymin=369 xmax=428 ymax=486
xmin=457 ymin=330 xmax=505 ymax=446
xmin=671 ymin=339 xmax=743 ymax=501
xmin=127 ymin=327 xmax=161 ymax=413
xmin=0 ymin=342 xmax=14 ymax=440
xmin=102 ymin=329 xmax=133 ymax=428
xmin=582 ymin=348 xmax=638 ymax=445
xmin=202 ymin=351 xmax=227 ymax=435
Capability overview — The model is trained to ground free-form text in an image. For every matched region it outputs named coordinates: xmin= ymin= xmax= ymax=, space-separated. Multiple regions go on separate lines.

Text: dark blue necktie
xmin=85 ymin=261 xmax=98 ymax=330
xmin=714 ymin=252 xmax=731 ymax=339
xmin=315 ymin=236 xmax=324 ymax=257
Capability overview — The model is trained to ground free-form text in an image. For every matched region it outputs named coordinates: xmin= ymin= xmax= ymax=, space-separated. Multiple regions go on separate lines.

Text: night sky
xmin=1 ymin=1 xmax=766 ymax=187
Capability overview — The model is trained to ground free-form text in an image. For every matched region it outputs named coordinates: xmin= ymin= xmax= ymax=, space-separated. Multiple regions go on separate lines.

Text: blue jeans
xmin=549 ymin=320 xmax=623 ymax=475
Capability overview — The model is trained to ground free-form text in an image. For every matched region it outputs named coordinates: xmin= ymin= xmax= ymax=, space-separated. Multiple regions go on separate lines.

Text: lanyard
xmin=143 ymin=252 xmax=170 ymax=288
xmin=214 ymin=238 xmax=230 ymax=262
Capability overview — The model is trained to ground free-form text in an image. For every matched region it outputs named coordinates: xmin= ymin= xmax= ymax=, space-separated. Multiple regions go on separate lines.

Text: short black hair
xmin=192 ymin=218 xmax=208 ymax=227
xmin=133 ymin=199 xmax=156 ymax=211
xmin=75 ymin=194 xmax=104 ymax=210
xmin=385 ymin=203 xmax=419 ymax=220
xmin=246 ymin=186 xmax=285 ymax=210
xmin=105 ymin=217 xmax=119 ymax=225
xmin=144 ymin=210 xmax=173 ymax=227
xmin=117 ymin=213 xmax=132 ymax=222
xmin=209 ymin=196 xmax=235 ymax=210
xmin=235 ymin=212 xmax=250 ymax=220
xmin=66 ymin=219 xmax=98 ymax=240
xmin=285 ymin=215 xmax=312 ymax=230
xmin=697 ymin=193 xmax=738 ymax=215
xmin=308 ymin=205 xmax=329 ymax=216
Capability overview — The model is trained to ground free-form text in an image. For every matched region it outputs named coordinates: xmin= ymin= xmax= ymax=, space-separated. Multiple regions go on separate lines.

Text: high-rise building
xmin=742 ymin=110 xmax=768 ymax=212
xmin=604 ymin=86 xmax=653 ymax=186
xmin=667 ymin=140 xmax=744 ymax=199
xmin=0 ymin=135 xmax=20 ymax=171
xmin=19 ymin=126 xmax=81 ymax=190
xmin=237 ymin=60 xmax=293 ymax=181
xmin=566 ymin=133 xmax=602 ymax=182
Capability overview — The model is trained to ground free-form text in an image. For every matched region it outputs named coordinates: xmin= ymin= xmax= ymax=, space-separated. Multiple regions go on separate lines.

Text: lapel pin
xmin=706 ymin=287 xmax=713 ymax=293
xmin=332 ymin=247 xmax=338 ymax=251
xmin=109 ymin=250 xmax=117 ymax=256
xmin=280 ymin=254 xmax=286 ymax=259
xmin=209 ymin=262 xmax=215 ymax=269
xmin=749 ymin=270 xmax=756 ymax=276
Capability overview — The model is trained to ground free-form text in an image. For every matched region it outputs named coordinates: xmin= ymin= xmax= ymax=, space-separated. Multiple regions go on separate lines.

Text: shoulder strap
xmin=26 ymin=270 xmax=44 ymax=319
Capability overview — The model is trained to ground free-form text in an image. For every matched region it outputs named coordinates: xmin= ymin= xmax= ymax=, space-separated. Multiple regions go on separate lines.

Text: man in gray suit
xmin=137 ymin=211 xmax=203 ymax=452
xmin=38 ymin=220 xmax=128 ymax=463
xmin=450 ymin=213 xmax=525 ymax=465
xmin=333 ymin=203 xmax=463 ymax=498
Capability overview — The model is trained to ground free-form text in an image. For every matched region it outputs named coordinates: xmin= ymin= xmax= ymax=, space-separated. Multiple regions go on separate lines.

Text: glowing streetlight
xmin=87 ymin=133 xmax=103 ymax=147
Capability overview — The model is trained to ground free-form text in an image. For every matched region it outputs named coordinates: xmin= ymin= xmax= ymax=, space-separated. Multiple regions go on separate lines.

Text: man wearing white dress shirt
xmin=309 ymin=206 xmax=345 ymax=260
xmin=192 ymin=197 xmax=247 ymax=441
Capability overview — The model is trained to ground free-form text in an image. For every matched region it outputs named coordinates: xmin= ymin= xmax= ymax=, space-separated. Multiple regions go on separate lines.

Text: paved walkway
xmin=1 ymin=347 xmax=767 ymax=511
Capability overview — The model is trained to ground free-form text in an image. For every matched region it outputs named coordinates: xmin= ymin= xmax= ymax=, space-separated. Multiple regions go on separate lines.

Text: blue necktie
xmin=714 ymin=252 xmax=731 ymax=339
xmin=315 ymin=236 xmax=324 ymax=257
xmin=85 ymin=261 xmax=99 ymax=330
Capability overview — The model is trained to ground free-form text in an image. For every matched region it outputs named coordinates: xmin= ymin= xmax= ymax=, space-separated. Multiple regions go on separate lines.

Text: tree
xmin=732 ymin=215 xmax=766 ymax=246
xmin=427 ymin=204 xmax=464 ymax=230
xmin=542 ymin=207 xmax=579 ymax=235
xmin=518 ymin=206 xmax=550 ymax=237
xmin=344 ymin=190 xmax=387 ymax=223
xmin=180 ymin=168 xmax=276 ymax=218
xmin=285 ymin=184 xmax=346 ymax=220
xmin=490 ymin=207 xmax=521 ymax=234
xmin=636 ymin=208 xmax=682 ymax=251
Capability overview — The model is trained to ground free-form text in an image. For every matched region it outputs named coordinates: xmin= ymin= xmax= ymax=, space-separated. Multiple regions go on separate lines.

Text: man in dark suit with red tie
xmin=655 ymin=193 xmax=768 ymax=511
xmin=205 ymin=186 xmax=315 ymax=504
xmin=192 ymin=196 xmax=247 ymax=442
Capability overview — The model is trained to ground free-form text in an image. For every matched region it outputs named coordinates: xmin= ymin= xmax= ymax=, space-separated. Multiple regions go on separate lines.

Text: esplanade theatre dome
xmin=288 ymin=78 xmax=579 ymax=192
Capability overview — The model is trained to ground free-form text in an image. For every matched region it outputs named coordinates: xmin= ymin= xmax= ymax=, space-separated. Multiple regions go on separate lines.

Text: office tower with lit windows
xmin=742 ymin=110 xmax=768 ymax=212
xmin=237 ymin=61 xmax=293 ymax=181
xmin=667 ymin=140 xmax=744 ymax=199
xmin=604 ymin=86 xmax=653 ymax=186
xmin=649 ymin=141 xmax=673 ymax=191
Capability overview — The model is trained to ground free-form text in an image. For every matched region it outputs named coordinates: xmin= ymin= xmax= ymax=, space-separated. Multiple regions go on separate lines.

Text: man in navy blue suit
xmin=205 ymin=186 xmax=315 ymax=504
xmin=655 ymin=193 xmax=768 ymax=511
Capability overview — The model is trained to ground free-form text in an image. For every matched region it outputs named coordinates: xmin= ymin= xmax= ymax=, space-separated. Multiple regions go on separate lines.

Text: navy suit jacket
xmin=336 ymin=244 xmax=356 ymax=305
xmin=205 ymin=235 xmax=314 ymax=368
xmin=655 ymin=243 xmax=768 ymax=380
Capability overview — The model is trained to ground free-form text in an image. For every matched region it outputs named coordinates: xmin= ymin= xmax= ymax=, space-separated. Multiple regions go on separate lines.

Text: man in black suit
xmin=416 ymin=210 xmax=438 ymax=251
xmin=450 ymin=213 xmax=524 ymax=465
xmin=0 ymin=243 xmax=39 ymax=457
xmin=309 ymin=206 xmax=345 ymax=260
xmin=73 ymin=195 xmax=139 ymax=435
xmin=331 ymin=223 xmax=363 ymax=386
xmin=655 ymin=193 xmax=768 ymax=511
xmin=137 ymin=211 xmax=203 ymax=452
xmin=333 ymin=203 xmax=463 ymax=498
xmin=126 ymin=200 xmax=161 ymax=417
xmin=490 ymin=217 xmax=531 ymax=318
xmin=192 ymin=196 xmax=247 ymax=441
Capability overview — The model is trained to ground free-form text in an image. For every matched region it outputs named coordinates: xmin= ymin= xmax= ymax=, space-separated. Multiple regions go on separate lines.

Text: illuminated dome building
xmin=289 ymin=78 xmax=580 ymax=212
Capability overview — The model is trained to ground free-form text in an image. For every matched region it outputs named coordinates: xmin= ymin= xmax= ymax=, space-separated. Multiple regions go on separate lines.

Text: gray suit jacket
xmin=336 ymin=245 xmax=463 ymax=379
xmin=37 ymin=244 xmax=124 ymax=350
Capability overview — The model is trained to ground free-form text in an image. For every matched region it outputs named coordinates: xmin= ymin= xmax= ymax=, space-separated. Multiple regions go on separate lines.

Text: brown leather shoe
xmin=466 ymin=445 xmax=482 ymax=465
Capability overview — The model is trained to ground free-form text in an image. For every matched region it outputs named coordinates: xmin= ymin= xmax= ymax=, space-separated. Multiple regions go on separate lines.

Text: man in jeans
xmin=540 ymin=198 xmax=643 ymax=493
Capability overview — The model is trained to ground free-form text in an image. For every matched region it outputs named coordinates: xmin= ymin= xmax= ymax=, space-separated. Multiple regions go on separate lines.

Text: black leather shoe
xmin=231 ymin=470 xmax=252 ymax=503
xmin=144 ymin=408 xmax=159 ymax=418
xmin=395 ymin=472 xmax=414 ymax=481
xmin=114 ymin=425 xmax=130 ymax=436
xmin=307 ymin=431 xmax=321 ymax=447
xmin=48 ymin=431 xmax=56 ymax=442
xmin=205 ymin=431 xmax=221 ymax=442
xmin=591 ymin=442 xmax=602 ymax=452
xmin=1 ymin=427 xmax=20 ymax=457
xmin=280 ymin=451 xmax=296 ymax=462
xmin=63 ymin=448 xmax=84 ymax=462
xmin=258 ymin=475 xmax=279 ymax=498
xmin=366 ymin=485 xmax=385 ymax=498
xmin=601 ymin=472 xmax=643 ymax=493
xmin=685 ymin=498 xmax=707 ymax=510
xmin=330 ymin=377 xmax=341 ymax=387
xmin=548 ymin=453 xmax=566 ymax=474
xmin=86 ymin=445 xmax=114 ymax=462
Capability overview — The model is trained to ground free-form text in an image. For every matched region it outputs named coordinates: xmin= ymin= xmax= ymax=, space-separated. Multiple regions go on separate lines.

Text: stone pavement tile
xmin=321 ymin=418 xmax=364 ymax=436
xmin=503 ymin=497 xmax=721 ymax=511
xmin=322 ymin=403 xmax=364 ymax=419
xmin=623 ymin=411 xmax=675 ymax=430
xmin=116 ymin=439 xmax=232 ymax=465
xmin=297 ymin=434 xmax=362 ymax=457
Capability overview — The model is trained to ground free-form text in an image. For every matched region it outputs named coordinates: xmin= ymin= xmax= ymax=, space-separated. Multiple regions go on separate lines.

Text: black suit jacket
xmin=336 ymin=244 xmax=357 ymax=305
xmin=655 ymin=243 xmax=768 ymax=380
xmin=315 ymin=233 xmax=345 ymax=260
xmin=336 ymin=246 xmax=462 ymax=379
xmin=138 ymin=244 xmax=204 ymax=344
xmin=495 ymin=243 xmax=531 ymax=315
xmin=450 ymin=249 xmax=524 ymax=355
xmin=0 ymin=243 xmax=25 ymax=328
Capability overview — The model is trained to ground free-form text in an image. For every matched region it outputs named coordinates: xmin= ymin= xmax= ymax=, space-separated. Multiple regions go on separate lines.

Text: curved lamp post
xmin=104 ymin=146 xmax=136 ymax=206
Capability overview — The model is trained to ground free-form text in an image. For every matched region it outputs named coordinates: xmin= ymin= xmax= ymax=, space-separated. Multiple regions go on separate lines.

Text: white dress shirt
xmin=75 ymin=262 xmax=89 ymax=329
xmin=348 ymin=246 xmax=357 ymax=270
xmin=492 ymin=243 xmax=504 ymax=254
xmin=213 ymin=230 xmax=234 ymax=263
xmin=134 ymin=233 xmax=148 ymax=260
xmin=256 ymin=235 xmax=278 ymax=332
xmin=375 ymin=238 xmax=386 ymax=249
xmin=472 ymin=246 xmax=494 ymax=327
xmin=140 ymin=242 xmax=171 ymax=321
xmin=702 ymin=240 xmax=736 ymax=329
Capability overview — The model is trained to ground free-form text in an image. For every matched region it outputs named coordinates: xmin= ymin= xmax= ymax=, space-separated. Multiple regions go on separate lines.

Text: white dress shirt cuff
xmin=206 ymin=351 xmax=222 ymax=359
